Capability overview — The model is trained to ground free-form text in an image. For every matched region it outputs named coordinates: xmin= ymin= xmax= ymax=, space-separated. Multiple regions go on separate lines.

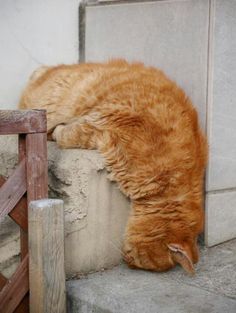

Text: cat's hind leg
xmin=52 ymin=117 xmax=99 ymax=149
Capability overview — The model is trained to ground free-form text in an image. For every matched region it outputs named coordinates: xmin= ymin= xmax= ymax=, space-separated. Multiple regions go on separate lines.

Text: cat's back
xmin=19 ymin=63 xmax=101 ymax=109
xmin=19 ymin=62 xmax=111 ymax=129
xmin=19 ymin=60 xmax=199 ymax=137
xmin=19 ymin=60 xmax=131 ymax=112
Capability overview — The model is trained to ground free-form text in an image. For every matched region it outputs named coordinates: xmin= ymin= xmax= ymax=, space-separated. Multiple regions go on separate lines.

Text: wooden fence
xmin=0 ymin=110 xmax=48 ymax=313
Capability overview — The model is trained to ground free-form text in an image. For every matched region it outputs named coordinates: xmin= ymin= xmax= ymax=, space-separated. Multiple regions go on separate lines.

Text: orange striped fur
xmin=19 ymin=60 xmax=208 ymax=274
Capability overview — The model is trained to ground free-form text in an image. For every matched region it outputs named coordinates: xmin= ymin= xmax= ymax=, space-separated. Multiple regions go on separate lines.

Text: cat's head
xmin=123 ymin=204 xmax=203 ymax=274
xmin=123 ymin=237 xmax=199 ymax=274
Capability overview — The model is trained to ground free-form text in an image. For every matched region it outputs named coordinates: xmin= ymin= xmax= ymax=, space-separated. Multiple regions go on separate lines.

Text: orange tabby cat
xmin=19 ymin=60 xmax=208 ymax=274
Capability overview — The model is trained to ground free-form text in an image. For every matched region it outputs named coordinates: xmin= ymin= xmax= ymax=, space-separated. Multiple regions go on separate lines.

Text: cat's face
xmin=123 ymin=199 xmax=204 ymax=274
xmin=123 ymin=207 xmax=202 ymax=275
xmin=123 ymin=236 xmax=199 ymax=274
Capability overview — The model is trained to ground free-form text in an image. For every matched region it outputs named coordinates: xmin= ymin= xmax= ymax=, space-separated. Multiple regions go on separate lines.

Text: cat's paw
xmin=52 ymin=124 xmax=65 ymax=142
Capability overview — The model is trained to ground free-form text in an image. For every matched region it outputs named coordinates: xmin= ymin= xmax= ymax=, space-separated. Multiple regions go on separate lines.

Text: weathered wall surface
xmin=47 ymin=142 xmax=130 ymax=277
xmin=83 ymin=0 xmax=236 ymax=246
xmin=205 ymin=0 xmax=236 ymax=246
xmin=0 ymin=136 xmax=130 ymax=278
xmin=84 ymin=0 xmax=209 ymax=128
xmin=0 ymin=0 xmax=82 ymax=109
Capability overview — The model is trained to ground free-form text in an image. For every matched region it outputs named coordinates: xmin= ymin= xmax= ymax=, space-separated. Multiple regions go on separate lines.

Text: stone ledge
xmin=67 ymin=240 xmax=236 ymax=313
xmin=0 ymin=136 xmax=130 ymax=278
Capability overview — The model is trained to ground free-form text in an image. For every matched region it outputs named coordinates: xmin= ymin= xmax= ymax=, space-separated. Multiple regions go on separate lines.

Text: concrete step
xmin=67 ymin=240 xmax=236 ymax=313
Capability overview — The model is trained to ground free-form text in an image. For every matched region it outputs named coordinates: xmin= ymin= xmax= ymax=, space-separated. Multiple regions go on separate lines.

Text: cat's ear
xmin=167 ymin=243 xmax=195 ymax=275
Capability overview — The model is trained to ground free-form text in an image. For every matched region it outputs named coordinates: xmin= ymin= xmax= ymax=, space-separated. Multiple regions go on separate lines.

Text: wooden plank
xmin=0 ymin=147 xmax=29 ymax=311
xmin=26 ymin=132 xmax=48 ymax=312
xmin=18 ymin=134 xmax=28 ymax=259
xmin=9 ymin=196 xmax=28 ymax=232
xmin=26 ymin=133 xmax=48 ymax=201
xmin=0 ymin=273 xmax=7 ymax=291
xmin=0 ymin=176 xmax=27 ymax=231
xmin=0 ymin=159 xmax=27 ymax=222
xmin=14 ymin=294 xmax=29 ymax=313
xmin=0 ymin=175 xmax=6 ymax=186
xmin=18 ymin=134 xmax=30 ymax=311
xmin=0 ymin=110 xmax=46 ymax=135
xmin=20 ymin=230 xmax=28 ymax=260
xmin=0 ymin=255 xmax=29 ymax=313
xmin=29 ymin=199 xmax=66 ymax=313
xmin=19 ymin=134 xmax=27 ymax=161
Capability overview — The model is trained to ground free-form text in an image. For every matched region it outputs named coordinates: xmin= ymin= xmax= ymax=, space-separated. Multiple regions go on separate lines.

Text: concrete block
xmin=206 ymin=0 xmax=236 ymax=191
xmin=48 ymin=142 xmax=130 ymax=277
xmin=0 ymin=136 xmax=130 ymax=278
xmin=67 ymin=240 xmax=236 ymax=313
xmin=205 ymin=190 xmax=236 ymax=246
xmin=83 ymin=0 xmax=209 ymax=128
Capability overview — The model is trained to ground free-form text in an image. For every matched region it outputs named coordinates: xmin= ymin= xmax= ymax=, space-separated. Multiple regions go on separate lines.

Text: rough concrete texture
xmin=67 ymin=239 xmax=236 ymax=313
xmin=0 ymin=215 xmax=20 ymax=279
xmin=0 ymin=135 xmax=20 ymax=278
xmin=47 ymin=142 xmax=130 ymax=277
xmin=0 ymin=136 xmax=130 ymax=278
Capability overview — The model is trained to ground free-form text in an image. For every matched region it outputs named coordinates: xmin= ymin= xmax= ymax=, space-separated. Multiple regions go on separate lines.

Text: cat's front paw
xmin=52 ymin=124 xmax=65 ymax=142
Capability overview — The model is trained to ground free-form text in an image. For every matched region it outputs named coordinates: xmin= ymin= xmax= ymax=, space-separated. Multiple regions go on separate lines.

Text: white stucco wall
xmin=0 ymin=0 xmax=81 ymax=109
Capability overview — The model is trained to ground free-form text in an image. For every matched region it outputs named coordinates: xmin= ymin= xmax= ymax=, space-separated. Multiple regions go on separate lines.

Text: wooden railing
xmin=0 ymin=110 xmax=48 ymax=313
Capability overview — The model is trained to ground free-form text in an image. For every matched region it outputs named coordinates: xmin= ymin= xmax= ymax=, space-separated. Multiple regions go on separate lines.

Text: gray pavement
xmin=67 ymin=239 xmax=236 ymax=313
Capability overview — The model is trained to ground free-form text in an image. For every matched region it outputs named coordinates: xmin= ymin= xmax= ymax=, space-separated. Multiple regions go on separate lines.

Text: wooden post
xmin=0 ymin=109 xmax=48 ymax=312
xmin=28 ymin=199 xmax=66 ymax=313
